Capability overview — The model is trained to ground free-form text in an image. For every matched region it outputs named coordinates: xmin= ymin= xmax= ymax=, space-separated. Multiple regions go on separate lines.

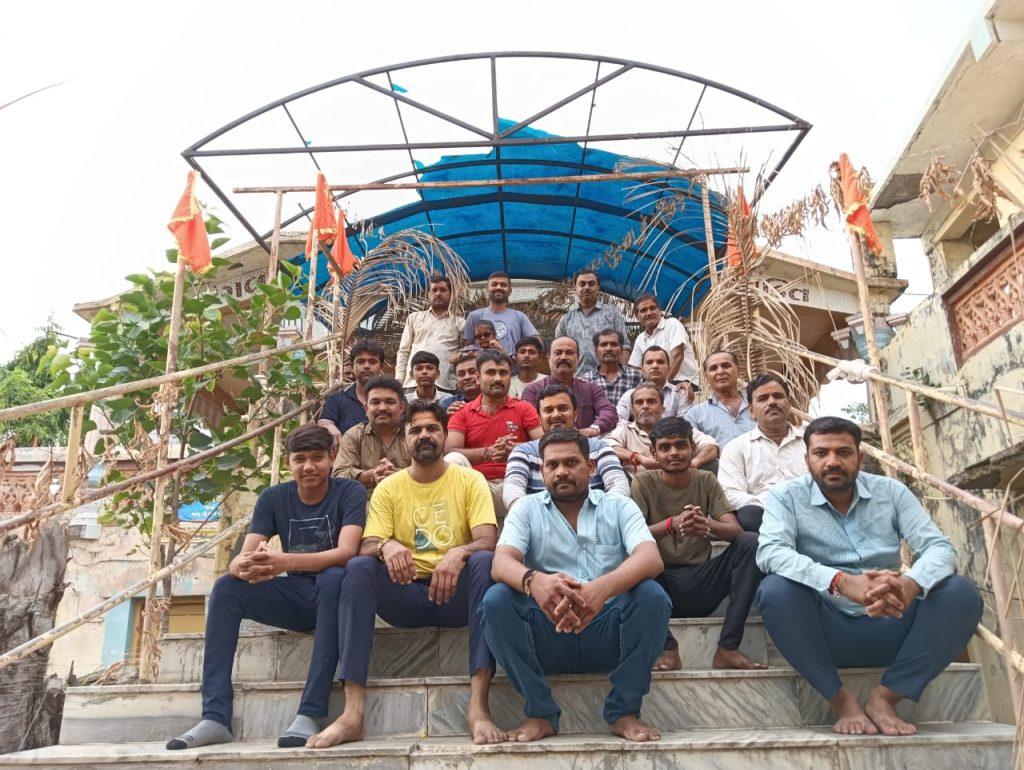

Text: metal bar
xmin=562 ymin=60 xmax=602 ymax=276
xmin=386 ymin=71 xmax=436 ymax=238
xmin=184 ymin=158 xmax=270 ymax=253
xmin=353 ymin=76 xmax=493 ymax=138
xmin=496 ymin=64 xmax=632 ymax=139
xmin=671 ymin=84 xmax=706 ymax=168
xmin=282 ymin=104 xmax=322 ymax=172
xmin=59 ymin=404 xmax=85 ymax=503
xmin=188 ymin=124 xmax=802 ymax=157
xmin=753 ymin=124 xmax=812 ymax=205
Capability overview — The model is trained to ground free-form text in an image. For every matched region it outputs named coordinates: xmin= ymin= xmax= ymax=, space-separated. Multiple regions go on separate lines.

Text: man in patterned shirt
xmin=554 ymin=270 xmax=630 ymax=374
xmin=580 ymin=328 xmax=643 ymax=407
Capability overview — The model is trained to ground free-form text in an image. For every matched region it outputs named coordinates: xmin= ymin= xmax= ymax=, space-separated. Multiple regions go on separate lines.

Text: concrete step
xmin=3 ymin=723 xmax=1013 ymax=769
xmin=157 ymin=617 xmax=777 ymax=683
xmin=57 ymin=664 xmax=988 ymax=745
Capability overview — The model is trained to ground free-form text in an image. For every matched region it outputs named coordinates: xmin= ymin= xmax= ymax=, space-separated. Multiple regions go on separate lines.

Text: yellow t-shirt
xmin=364 ymin=464 xmax=497 ymax=577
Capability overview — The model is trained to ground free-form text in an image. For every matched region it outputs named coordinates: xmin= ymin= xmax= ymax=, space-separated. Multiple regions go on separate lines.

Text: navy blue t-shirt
xmin=320 ymin=385 xmax=367 ymax=435
xmin=250 ymin=477 xmax=367 ymax=574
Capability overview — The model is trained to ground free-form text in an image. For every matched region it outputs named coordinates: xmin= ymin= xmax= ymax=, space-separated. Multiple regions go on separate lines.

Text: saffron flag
xmin=304 ymin=172 xmax=338 ymax=257
xmin=725 ymin=186 xmax=752 ymax=269
xmin=167 ymin=171 xmax=212 ymax=274
xmin=838 ymin=153 xmax=884 ymax=256
xmin=330 ymin=208 xmax=358 ymax=276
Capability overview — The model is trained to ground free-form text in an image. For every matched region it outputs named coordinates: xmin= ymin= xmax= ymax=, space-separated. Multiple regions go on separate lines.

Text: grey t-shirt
xmin=463 ymin=308 xmax=538 ymax=352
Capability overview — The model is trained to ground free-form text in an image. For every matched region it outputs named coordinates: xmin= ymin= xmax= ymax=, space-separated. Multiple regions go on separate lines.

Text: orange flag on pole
xmin=331 ymin=208 xmax=358 ymax=276
xmin=725 ymin=186 xmax=752 ymax=269
xmin=167 ymin=171 xmax=212 ymax=274
xmin=304 ymin=172 xmax=338 ymax=257
xmin=838 ymin=153 xmax=884 ymax=256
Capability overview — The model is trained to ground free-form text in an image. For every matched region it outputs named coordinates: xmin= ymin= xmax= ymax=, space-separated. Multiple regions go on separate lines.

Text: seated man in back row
xmin=333 ymin=376 xmax=411 ymax=496
xmin=482 ymin=428 xmax=671 ymax=743
xmin=756 ymin=416 xmax=983 ymax=737
xmin=167 ymin=425 xmax=366 ymax=751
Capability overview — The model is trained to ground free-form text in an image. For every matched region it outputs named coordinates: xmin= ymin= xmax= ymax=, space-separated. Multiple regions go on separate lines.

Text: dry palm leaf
xmin=919 ymin=155 xmax=962 ymax=212
xmin=970 ymin=155 xmax=1010 ymax=223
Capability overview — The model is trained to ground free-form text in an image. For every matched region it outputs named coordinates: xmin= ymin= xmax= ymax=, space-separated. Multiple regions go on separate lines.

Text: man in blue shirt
xmin=318 ymin=340 xmax=385 ymax=441
xmin=686 ymin=351 xmax=755 ymax=448
xmin=482 ymin=428 xmax=670 ymax=743
xmin=756 ymin=416 xmax=982 ymax=738
xmin=166 ymin=425 xmax=367 ymax=752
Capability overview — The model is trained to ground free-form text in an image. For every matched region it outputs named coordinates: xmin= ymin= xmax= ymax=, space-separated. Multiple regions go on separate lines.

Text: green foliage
xmin=61 ymin=229 xmax=323 ymax=534
xmin=0 ymin=319 xmax=72 ymax=445
xmin=840 ymin=401 xmax=870 ymax=423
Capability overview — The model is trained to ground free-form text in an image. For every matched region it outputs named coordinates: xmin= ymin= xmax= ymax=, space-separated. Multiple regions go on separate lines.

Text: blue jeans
xmin=337 ymin=552 xmax=495 ymax=685
xmin=479 ymin=579 xmax=671 ymax=732
xmin=201 ymin=567 xmax=346 ymax=727
xmin=756 ymin=574 xmax=982 ymax=701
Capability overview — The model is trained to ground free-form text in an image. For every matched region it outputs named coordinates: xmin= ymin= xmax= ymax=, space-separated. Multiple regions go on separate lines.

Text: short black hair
xmin=539 ymin=427 xmax=589 ymax=460
xmin=476 ymin=349 xmax=513 ymax=371
xmin=641 ymin=345 xmax=670 ymax=366
xmin=487 ymin=271 xmax=510 ymax=282
xmin=350 ymin=338 xmax=385 ymax=364
xmin=650 ymin=417 xmax=694 ymax=444
xmin=537 ymin=383 xmax=577 ymax=410
xmin=405 ymin=399 xmax=448 ymax=432
xmin=516 ymin=335 xmax=544 ymax=354
xmin=286 ymin=424 xmax=334 ymax=454
xmin=365 ymin=375 xmax=406 ymax=402
xmin=428 ymin=273 xmax=452 ymax=292
xmin=746 ymin=373 xmax=791 ymax=403
xmin=592 ymin=327 xmax=625 ymax=349
xmin=473 ymin=320 xmax=497 ymax=333
xmin=572 ymin=269 xmax=600 ymax=286
xmin=633 ymin=293 xmax=660 ymax=311
xmin=410 ymin=350 xmax=440 ymax=369
xmin=803 ymin=416 xmax=862 ymax=447
xmin=703 ymin=349 xmax=738 ymax=369
xmin=453 ymin=352 xmax=479 ymax=371
xmin=631 ymin=382 xmax=664 ymax=404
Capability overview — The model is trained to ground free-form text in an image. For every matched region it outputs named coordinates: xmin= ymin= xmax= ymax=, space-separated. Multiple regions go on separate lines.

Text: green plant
xmin=841 ymin=401 xmax=870 ymax=423
xmin=0 ymin=319 xmax=72 ymax=446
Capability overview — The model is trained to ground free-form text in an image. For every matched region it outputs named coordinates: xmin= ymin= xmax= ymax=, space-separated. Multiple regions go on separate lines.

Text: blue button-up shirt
xmin=756 ymin=472 xmax=958 ymax=616
xmin=686 ymin=394 xmax=755 ymax=447
xmin=498 ymin=488 xmax=654 ymax=582
xmin=320 ymin=385 xmax=367 ymax=435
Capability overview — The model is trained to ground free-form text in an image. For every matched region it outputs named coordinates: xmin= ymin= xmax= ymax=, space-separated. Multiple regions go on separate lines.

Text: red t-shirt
xmin=447 ymin=396 xmax=541 ymax=479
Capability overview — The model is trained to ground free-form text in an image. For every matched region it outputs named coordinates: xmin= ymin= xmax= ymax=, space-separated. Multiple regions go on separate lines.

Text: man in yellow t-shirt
xmin=306 ymin=399 xmax=503 ymax=750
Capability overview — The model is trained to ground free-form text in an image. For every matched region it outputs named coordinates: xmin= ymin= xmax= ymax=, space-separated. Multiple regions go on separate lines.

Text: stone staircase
xmin=1 ymin=617 xmax=1015 ymax=768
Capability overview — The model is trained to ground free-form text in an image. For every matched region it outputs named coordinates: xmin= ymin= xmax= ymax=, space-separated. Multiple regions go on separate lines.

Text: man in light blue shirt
xmin=686 ymin=351 xmax=755 ymax=447
xmin=756 ymin=417 xmax=981 ymax=739
xmin=481 ymin=428 xmax=670 ymax=744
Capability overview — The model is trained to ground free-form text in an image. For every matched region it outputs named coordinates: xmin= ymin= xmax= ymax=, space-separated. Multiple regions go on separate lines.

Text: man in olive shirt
xmin=334 ymin=377 xmax=411 ymax=494
xmin=631 ymin=417 xmax=765 ymax=672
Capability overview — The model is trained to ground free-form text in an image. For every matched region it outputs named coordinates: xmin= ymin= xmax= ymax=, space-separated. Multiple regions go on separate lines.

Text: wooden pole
xmin=139 ymin=255 xmax=187 ymax=683
xmin=981 ymin=515 xmax=1024 ymax=714
xmin=905 ymin=390 xmax=928 ymax=472
xmin=846 ymin=229 xmax=895 ymax=457
xmin=700 ymin=180 xmax=718 ymax=287
xmin=59 ymin=404 xmax=85 ymax=503
xmin=301 ymin=230 xmax=319 ymax=425
xmin=329 ymin=273 xmax=341 ymax=387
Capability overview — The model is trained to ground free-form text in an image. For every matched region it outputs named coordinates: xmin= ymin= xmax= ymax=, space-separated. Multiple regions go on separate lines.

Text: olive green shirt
xmin=630 ymin=469 xmax=734 ymax=567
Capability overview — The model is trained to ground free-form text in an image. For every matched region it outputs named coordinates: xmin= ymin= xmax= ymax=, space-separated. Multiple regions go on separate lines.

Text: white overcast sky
xmin=0 ymin=0 xmax=989 ymax=414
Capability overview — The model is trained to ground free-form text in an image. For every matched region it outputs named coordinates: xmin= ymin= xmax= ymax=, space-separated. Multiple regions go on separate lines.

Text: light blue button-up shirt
xmin=756 ymin=472 xmax=958 ymax=616
xmin=686 ymin=394 xmax=755 ymax=447
xmin=497 ymin=488 xmax=654 ymax=582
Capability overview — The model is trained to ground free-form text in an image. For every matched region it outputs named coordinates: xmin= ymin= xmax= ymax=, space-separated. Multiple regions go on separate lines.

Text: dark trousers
xmin=736 ymin=505 xmax=763 ymax=533
xmin=756 ymin=574 xmax=983 ymax=701
xmin=657 ymin=531 xmax=763 ymax=651
xmin=479 ymin=579 xmax=671 ymax=732
xmin=202 ymin=567 xmax=346 ymax=727
xmin=337 ymin=552 xmax=495 ymax=685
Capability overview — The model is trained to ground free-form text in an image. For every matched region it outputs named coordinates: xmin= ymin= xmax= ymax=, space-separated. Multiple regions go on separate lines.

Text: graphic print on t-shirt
xmin=288 ymin=514 xmax=334 ymax=554
xmin=492 ymin=320 xmax=508 ymax=340
xmin=412 ymin=501 xmax=455 ymax=553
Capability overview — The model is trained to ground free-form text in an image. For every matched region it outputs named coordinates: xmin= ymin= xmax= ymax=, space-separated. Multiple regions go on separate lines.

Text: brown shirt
xmin=333 ymin=423 xmax=411 ymax=494
xmin=630 ymin=469 xmax=733 ymax=567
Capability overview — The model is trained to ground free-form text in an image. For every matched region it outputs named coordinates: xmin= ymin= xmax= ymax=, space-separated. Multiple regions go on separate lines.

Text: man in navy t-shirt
xmin=166 ymin=424 xmax=366 ymax=752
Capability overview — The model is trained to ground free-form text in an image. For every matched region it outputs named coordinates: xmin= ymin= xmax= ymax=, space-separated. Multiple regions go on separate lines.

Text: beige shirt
xmin=395 ymin=309 xmax=466 ymax=391
xmin=603 ymin=420 xmax=716 ymax=458
xmin=333 ymin=423 xmax=411 ymax=494
xmin=509 ymin=373 xmax=542 ymax=399
xmin=717 ymin=424 xmax=807 ymax=508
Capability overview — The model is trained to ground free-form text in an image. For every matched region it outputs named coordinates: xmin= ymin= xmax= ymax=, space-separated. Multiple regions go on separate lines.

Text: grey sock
xmin=277 ymin=714 xmax=321 ymax=748
xmin=165 ymin=719 xmax=232 ymax=750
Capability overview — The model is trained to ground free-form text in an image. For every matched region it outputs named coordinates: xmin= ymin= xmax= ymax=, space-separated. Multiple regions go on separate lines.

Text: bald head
xmin=549 ymin=336 xmax=580 ymax=381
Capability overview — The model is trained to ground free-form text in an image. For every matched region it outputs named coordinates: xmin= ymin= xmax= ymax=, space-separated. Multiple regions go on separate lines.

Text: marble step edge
xmin=68 ymin=662 xmax=984 ymax=695
xmin=2 ymin=723 xmax=1014 ymax=766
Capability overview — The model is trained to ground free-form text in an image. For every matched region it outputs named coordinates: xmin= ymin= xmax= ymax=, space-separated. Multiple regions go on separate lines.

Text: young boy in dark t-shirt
xmin=166 ymin=424 xmax=366 ymax=752
xmin=631 ymin=417 xmax=765 ymax=673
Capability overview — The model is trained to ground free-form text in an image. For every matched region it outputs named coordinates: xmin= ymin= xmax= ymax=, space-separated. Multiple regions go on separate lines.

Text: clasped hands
xmin=530 ymin=572 xmax=611 ymax=634
xmin=380 ymin=540 xmax=465 ymax=606
xmin=667 ymin=505 xmax=711 ymax=540
xmin=360 ymin=458 xmax=397 ymax=487
xmin=840 ymin=570 xmax=922 ymax=618
xmin=233 ymin=542 xmax=288 ymax=584
xmin=483 ymin=435 xmax=518 ymax=463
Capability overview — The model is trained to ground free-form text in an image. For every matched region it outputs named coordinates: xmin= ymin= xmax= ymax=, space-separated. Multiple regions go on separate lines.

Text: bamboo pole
xmin=59 ymin=404 xmax=85 ymax=503
xmin=232 ymin=168 xmax=750 ymax=194
xmin=301 ymin=230 xmax=319 ymax=426
xmin=700 ymin=180 xmax=718 ymax=287
xmin=0 ymin=513 xmax=253 ymax=673
xmin=139 ymin=255 xmax=187 ymax=683
xmin=905 ymin=390 xmax=928 ymax=472
xmin=977 ymin=623 xmax=1024 ymax=676
xmin=981 ymin=514 xmax=1024 ymax=714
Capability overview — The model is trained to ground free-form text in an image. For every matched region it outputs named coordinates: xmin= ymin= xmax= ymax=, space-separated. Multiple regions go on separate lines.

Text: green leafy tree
xmin=0 ymin=319 xmax=71 ymax=446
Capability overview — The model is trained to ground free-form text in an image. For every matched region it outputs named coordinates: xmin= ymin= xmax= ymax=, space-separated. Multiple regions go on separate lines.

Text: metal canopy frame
xmin=182 ymin=51 xmax=811 ymax=265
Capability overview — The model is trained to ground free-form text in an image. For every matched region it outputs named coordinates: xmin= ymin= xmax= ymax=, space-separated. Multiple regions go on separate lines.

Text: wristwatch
xmin=522 ymin=568 xmax=537 ymax=596
xmin=376 ymin=538 xmax=392 ymax=562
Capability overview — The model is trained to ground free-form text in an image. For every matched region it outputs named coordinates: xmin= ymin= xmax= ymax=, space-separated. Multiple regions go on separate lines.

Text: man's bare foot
xmin=609 ymin=715 xmax=661 ymax=742
xmin=713 ymin=646 xmax=767 ymax=670
xmin=865 ymin=686 xmax=917 ymax=736
xmin=506 ymin=717 xmax=556 ymax=742
xmin=305 ymin=711 xmax=364 ymax=748
xmin=653 ymin=647 xmax=681 ymax=671
xmin=829 ymin=688 xmax=878 ymax=736
xmin=468 ymin=704 xmax=506 ymax=745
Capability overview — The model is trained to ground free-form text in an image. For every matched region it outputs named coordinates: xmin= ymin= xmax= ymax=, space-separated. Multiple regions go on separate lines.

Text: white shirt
xmin=616 ymin=382 xmax=693 ymax=421
xmin=628 ymin=316 xmax=699 ymax=381
xmin=395 ymin=309 xmax=466 ymax=391
xmin=718 ymin=424 xmax=808 ymax=508
xmin=603 ymin=420 xmax=718 ymax=456
xmin=509 ymin=373 xmax=542 ymax=399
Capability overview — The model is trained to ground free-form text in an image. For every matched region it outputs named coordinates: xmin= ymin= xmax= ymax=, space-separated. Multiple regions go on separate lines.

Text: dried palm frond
xmin=919 ymin=155 xmax=963 ymax=211
xmin=970 ymin=155 xmax=1010 ymax=223
xmin=758 ymin=185 xmax=832 ymax=248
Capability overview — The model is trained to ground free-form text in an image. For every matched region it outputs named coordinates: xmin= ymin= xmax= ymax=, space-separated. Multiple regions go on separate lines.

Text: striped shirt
xmin=580 ymin=365 xmax=644 ymax=409
xmin=757 ymin=472 xmax=958 ymax=616
xmin=503 ymin=437 xmax=630 ymax=510
xmin=555 ymin=302 xmax=630 ymax=374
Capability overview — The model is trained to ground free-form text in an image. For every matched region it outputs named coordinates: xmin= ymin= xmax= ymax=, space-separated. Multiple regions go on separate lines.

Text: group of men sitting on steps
xmin=166 ymin=270 xmax=983 ymax=751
